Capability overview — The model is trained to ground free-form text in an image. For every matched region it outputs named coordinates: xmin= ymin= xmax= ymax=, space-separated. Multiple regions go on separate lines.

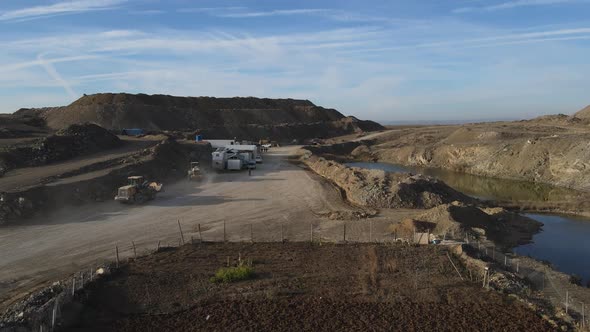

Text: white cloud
xmin=217 ymin=9 xmax=328 ymax=18
xmin=0 ymin=0 xmax=127 ymax=22
xmin=454 ymin=0 xmax=588 ymax=13
xmin=36 ymin=53 xmax=77 ymax=98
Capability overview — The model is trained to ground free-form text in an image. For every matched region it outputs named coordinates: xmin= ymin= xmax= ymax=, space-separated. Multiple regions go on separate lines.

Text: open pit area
xmin=56 ymin=243 xmax=554 ymax=332
xmin=2 ymin=94 xmax=590 ymax=331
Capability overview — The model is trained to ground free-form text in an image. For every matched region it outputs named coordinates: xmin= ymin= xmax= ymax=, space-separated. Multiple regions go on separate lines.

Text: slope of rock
xmin=574 ymin=105 xmax=590 ymax=119
xmin=371 ymin=122 xmax=590 ymax=191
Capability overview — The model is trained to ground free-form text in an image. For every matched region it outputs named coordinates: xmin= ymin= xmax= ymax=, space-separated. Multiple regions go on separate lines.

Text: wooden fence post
xmin=198 ymin=224 xmax=203 ymax=243
xmin=132 ymin=241 xmax=137 ymax=259
xmin=115 ymin=245 xmax=119 ymax=268
xmin=178 ymin=220 xmax=185 ymax=245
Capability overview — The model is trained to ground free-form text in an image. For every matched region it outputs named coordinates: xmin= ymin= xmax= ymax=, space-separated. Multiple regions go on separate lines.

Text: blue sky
xmin=1 ymin=0 xmax=590 ymax=122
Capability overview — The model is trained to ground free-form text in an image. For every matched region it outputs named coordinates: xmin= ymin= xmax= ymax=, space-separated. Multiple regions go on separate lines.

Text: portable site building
xmin=206 ymin=139 xmax=236 ymax=149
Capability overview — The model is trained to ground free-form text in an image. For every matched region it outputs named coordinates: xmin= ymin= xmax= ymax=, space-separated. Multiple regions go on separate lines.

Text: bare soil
xmin=60 ymin=243 xmax=554 ymax=331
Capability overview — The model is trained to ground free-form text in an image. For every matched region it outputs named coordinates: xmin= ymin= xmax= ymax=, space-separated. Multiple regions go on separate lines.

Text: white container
xmin=227 ymin=159 xmax=242 ymax=170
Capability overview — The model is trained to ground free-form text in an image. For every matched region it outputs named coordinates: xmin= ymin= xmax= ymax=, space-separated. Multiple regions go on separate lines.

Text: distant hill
xmin=14 ymin=93 xmax=383 ymax=140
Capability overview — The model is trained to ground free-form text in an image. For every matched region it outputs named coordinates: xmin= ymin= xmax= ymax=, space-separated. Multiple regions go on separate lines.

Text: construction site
xmin=0 ymin=94 xmax=589 ymax=331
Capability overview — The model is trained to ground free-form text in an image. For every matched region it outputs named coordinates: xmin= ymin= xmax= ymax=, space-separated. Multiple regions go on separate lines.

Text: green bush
xmin=210 ymin=265 xmax=254 ymax=283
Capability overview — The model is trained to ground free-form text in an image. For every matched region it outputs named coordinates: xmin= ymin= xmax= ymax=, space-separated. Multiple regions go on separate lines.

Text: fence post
xmin=177 ymin=220 xmax=185 ymax=245
xmin=343 ymin=223 xmax=347 ymax=243
xmin=132 ymin=241 xmax=137 ymax=259
xmin=51 ymin=303 xmax=57 ymax=329
xmin=115 ymin=245 xmax=119 ymax=268
xmin=198 ymin=224 xmax=202 ymax=243
xmin=582 ymin=302 xmax=585 ymax=328
xmin=250 ymin=224 xmax=254 ymax=243
xmin=516 ymin=261 xmax=519 ymax=273
xmin=71 ymin=277 xmax=76 ymax=296
xmin=566 ymin=291 xmax=569 ymax=314
xmin=156 ymin=240 xmax=161 ymax=251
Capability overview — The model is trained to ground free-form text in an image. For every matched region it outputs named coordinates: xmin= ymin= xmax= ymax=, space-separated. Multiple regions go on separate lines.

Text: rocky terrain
xmin=358 ymin=105 xmax=590 ymax=193
xmin=14 ymin=93 xmax=383 ymax=141
xmin=0 ymin=123 xmax=122 ymax=174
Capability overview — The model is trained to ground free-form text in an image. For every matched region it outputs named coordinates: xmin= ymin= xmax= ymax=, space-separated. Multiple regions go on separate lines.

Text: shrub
xmin=569 ymin=274 xmax=582 ymax=286
xmin=210 ymin=265 xmax=254 ymax=283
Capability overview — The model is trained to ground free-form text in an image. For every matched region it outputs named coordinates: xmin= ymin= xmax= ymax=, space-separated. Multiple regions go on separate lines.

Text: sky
xmin=1 ymin=0 xmax=590 ymax=122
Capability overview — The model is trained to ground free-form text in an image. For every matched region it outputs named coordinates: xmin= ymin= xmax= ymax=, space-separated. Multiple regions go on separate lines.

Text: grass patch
xmin=210 ymin=265 xmax=255 ymax=283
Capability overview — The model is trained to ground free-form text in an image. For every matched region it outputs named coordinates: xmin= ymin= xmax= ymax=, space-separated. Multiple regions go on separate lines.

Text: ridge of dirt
xmin=301 ymin=147 xmax=473 ymax=209
xmin=574 ymin=105 xmax=590 ymax=119
xmin=14 ymin=93 xmax=384 ymax=141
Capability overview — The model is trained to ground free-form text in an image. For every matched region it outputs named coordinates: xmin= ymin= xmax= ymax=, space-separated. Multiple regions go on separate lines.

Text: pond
xmin=347 ymin=161 xmax=590 ymax=284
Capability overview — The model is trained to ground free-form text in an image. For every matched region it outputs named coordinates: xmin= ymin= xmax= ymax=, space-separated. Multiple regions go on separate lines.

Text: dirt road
xmin=0 ymin=137 xmax=161 ymax=192
xmin=0 ymin=146 xmax=414 ymax=310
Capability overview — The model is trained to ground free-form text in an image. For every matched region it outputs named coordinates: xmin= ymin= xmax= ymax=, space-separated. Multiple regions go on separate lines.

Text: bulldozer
xmin=187 ymin=161 xmax=202 ymax=181
xmin=114 ymin=176 xmax=163 ymax=204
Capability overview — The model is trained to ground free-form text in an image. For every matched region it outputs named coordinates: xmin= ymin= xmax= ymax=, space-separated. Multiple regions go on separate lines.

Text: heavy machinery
xmin=114 ymin=176 xmax=163 ymax=204
xmin=187 ymin=161 xmax=202 ymax=181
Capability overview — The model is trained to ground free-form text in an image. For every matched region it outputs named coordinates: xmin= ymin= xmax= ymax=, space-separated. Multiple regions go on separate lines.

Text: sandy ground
xmin=0 ymin=145 xmax=415 ymax=310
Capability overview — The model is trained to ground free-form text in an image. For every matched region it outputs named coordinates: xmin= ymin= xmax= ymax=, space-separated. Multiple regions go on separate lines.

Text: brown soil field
xmin=61 ymin=243 xmax=554 ymax=332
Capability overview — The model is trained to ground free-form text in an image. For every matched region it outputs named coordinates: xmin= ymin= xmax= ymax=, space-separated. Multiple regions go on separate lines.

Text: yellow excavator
xmin=187 ymin=161 xmax=202 ymax=181
xmin=114 ymin=176 xmax=163 ymax=204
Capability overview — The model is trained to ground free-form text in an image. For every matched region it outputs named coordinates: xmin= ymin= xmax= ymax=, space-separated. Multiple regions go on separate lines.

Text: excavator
xmin=187 ymin=161 xmax=202 ymax=181
xmin=114 ymin=176 xmax=163 ymax=204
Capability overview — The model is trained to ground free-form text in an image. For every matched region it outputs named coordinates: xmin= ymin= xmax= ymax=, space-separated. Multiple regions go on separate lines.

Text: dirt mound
xmin=302 ymin=151 xmax=472 ymax=209
xmin=574 ymin=105 xmax=590 ymax=119
xmin=17 ymin=94 xmax=384 ymax=140
xmin=413 ymin=203 xmax=542 ymax=247
xmin=0 ymin=123 xmax=121 ymax=173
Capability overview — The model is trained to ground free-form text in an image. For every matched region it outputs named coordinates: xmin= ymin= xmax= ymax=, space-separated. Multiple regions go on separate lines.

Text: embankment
xmin=369 ymin=123 xmax=590 ymax=192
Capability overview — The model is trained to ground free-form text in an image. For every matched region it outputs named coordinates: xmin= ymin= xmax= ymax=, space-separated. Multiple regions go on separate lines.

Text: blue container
xmin=122 ymin=128 xmax=144 ymax=136
xmin=195 ymin=135 xmax=203 ymax=142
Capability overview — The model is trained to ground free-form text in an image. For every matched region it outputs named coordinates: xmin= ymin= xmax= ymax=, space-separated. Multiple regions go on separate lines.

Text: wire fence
xmin=5 ymin=220 xmax=589 ymax=331
xmin=463 ymin=238 xmax=589 ymax=331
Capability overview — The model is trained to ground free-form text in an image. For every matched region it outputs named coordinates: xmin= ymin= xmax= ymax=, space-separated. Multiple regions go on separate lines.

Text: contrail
xmin=37 ymin=53 xmax=78 ymax=99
